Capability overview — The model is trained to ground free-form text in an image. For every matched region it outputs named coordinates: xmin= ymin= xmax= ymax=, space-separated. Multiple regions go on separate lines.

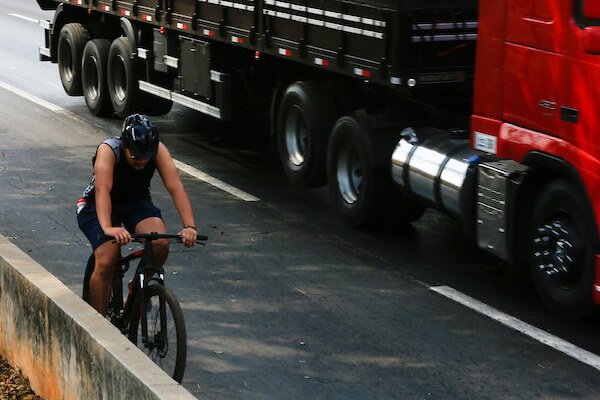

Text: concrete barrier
xmin=0 ymin=234 xmax=197 ymax=400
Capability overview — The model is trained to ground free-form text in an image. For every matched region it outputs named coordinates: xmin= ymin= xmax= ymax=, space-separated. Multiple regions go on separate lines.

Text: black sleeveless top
xmin=82 ymin=137 xmax=157 ymax=204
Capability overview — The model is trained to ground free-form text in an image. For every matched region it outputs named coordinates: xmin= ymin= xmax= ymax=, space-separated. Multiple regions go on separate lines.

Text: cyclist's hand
xmin=103 ymin=226 xmax=131 ymax=246
xmin=179 ymin=227 xmax=197 ymax=248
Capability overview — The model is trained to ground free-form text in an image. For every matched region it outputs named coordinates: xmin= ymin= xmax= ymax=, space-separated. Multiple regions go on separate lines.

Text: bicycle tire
xmin=82 ymin=254 xmax=123 ymax=325
xmin=128 ymin=284 xmax=187 ymax=383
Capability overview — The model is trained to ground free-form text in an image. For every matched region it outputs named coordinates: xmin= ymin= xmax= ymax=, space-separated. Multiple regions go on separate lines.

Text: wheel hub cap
xmin=532 ymin=219 xmax=581 ymax=284
xmin=284 ymin=106 xmax=309 ymax=170
xmin=336 ymin=143 xmax=363 ymax=204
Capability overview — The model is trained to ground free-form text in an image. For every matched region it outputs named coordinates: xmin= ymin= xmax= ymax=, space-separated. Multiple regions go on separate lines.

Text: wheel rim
xmin=138 ymin=294 xmax=178 ymax=373
xmin=531 ymin=216 xmax=583 ymax=288
xmin=59 ymin=39 xmax=74 ymax=81
xmin=336 ymin=141 xmax=363 ymax=204
xmin=111 ymin=54 xmax=127 ymax=102
xmin=284 ymin=105 xmax=309 ymax=170
xmin=83 ymin=54 xmax=100 ymax=101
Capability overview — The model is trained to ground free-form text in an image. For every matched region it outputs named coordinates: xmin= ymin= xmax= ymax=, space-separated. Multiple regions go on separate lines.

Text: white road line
xmin=430 ymin=285 xmax=600 ymax=371
xmin=174 ymin=159 xmax=260 ymax=202
xmin=0 ymin=79 xmax=260 ymax=202
xmin=0 ymin=80 xmax=75 ymax=117
xmin=8 ymin=13 xmax=39 ymax=24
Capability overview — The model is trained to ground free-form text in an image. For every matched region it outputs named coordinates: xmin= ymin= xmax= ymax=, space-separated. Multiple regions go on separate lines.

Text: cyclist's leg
xmin=89 ymin=240 xmax=120 ymax=316
xmin=135 ymin=217 xmax=170 ymax=267
xmin=78 ymin=200 xmax=123 ymax=316
xmin=124 ymin=199 xmax=169 ymax=267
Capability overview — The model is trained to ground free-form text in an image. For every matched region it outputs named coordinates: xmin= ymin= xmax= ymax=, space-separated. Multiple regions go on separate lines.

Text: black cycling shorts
xmin=77 ymin=198 xmax=162 ymax=250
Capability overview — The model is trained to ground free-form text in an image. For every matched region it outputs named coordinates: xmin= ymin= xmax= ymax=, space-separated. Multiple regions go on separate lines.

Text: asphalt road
xmin=1 ymin=2 xmax=600 ymax=399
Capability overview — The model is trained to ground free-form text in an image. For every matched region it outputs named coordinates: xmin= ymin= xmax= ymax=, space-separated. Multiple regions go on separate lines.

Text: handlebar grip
xmin=196 ymin=234 xmax=208 ymax=241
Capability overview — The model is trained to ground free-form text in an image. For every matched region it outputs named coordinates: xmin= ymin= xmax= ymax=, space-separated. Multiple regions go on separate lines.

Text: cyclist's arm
xmin=155 ymin=143 xmax=197 ymax=246
xmin=94 ymin=144 xmax=131 ymax=244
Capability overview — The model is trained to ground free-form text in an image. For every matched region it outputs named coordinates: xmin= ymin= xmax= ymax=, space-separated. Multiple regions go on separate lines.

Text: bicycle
xmin=82 ymin=232 xmax=207 ymax=383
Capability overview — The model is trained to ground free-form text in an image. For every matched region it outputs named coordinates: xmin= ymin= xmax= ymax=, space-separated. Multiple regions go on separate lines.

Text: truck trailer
xmin=36 ymin=0 xmax=600 ymax=319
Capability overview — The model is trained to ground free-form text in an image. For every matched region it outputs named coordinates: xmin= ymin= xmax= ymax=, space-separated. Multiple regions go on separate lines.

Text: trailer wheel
xmin=327 ymin=113 xmax=424 ymax=227
xmin=107 ymin=37 xmax=137 ymax=118
xmin=82 ymin=39 xmax=113 ymax=116
xmin=57 ymin=23 xmax=90 ymax=96
xmin=277 ymin=82 xmax=336 ymax=187
xmin=528 ymin=180 xmax=596 ymax=319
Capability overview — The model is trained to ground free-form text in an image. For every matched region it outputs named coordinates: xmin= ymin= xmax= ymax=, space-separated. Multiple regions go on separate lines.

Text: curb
xmin=0 ymin=234 xmax=197 ymax=399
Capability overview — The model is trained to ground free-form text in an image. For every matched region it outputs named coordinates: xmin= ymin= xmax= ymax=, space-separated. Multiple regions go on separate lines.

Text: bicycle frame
xmin=113 ymin=240 xmax=164 ymax=343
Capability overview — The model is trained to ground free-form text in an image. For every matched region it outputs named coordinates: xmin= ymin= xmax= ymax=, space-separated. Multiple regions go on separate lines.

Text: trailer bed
xmin=40 ymin=0 xmax=478 ymax=89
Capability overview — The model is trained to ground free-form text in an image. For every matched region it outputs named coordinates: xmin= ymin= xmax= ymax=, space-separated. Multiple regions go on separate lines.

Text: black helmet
xmin=121 ymin=114 xmax=159 ymax=159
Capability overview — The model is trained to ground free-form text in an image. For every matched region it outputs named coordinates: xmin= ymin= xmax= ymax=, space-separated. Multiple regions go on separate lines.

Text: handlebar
xmin=100 ymin=233 xmax=208 ymax=243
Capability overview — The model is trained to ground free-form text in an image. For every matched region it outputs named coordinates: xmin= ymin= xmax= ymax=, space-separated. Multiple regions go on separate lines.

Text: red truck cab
xmin=472 ymin=0 xmax=600 ymax=317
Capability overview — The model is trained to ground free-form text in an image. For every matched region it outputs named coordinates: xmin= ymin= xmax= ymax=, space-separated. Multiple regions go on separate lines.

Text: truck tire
xmin=327 ymin=113 xmax=424 ymax=227
xmin=107 ymin=36 xmax=137 ymax=118
xmin=82 ymin=39 xmax=113 ymax=116
xmin=57 ymin=23 xmax=90 ymax=96
xmin=277 ymin=82 xmax=336 ymax=187
xmin=528 ymin=180 xmax=596 ymax=319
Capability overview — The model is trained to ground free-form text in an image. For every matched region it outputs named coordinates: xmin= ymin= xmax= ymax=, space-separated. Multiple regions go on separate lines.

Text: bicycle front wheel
xmin=128 ymin=284 xmax=187 ymax=382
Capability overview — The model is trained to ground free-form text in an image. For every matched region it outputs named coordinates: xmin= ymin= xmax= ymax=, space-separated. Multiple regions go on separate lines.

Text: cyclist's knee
xmin=153 ymin=239 xmax=170 ymax=257
xmin=94 ymin=254 xmax=119 ymax=279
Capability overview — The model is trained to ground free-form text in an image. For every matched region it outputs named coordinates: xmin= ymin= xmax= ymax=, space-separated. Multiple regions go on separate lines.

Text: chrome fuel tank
xmin=391 ymin=127 xmax=483 ymax=218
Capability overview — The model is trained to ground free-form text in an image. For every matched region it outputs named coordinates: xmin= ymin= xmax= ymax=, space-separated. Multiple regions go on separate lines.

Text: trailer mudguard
xmin=120 ymin=17 xmax=137 ymax=58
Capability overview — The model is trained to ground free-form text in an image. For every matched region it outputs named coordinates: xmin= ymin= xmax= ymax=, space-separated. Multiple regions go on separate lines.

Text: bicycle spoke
xmin=128 ymin=284 xmax=186 ymax=382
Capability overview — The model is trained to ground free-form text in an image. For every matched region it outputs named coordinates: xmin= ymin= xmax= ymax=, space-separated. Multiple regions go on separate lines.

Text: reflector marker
xmin=354 ymin=68 xmax=371 ymax=78
xmin=314 ymin=57 xmax=330 ymax=67
xmin=74 ymin=0 xmax=83 ymax=4
xmin=231 ymin=36 xmax=244 ymax=44
xmin=176 ymin=22 xmax=188 ymax=30
xmin=203 ymin=29 xmax=216 ymax=37
xmin=102 ymin=5 xmax=111 ymax=11
xmin=142 ymin=14 xmax=153 ymax=22
xmin=121 ymin=9 xmax=131 ymax=16
xmin=278 ymin=48 xmax=292 ymax=57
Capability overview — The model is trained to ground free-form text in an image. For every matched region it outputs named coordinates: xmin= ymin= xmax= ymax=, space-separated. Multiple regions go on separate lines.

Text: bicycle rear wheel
xmin=82 ymin=254 xmax=95 ymax=303
xmin=128 ymin=284 xmax=187 ymax=383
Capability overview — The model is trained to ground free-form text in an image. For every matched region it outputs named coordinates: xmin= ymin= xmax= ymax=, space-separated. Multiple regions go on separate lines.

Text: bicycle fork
xmin=139 ymin=271 xmax=167 ymax=350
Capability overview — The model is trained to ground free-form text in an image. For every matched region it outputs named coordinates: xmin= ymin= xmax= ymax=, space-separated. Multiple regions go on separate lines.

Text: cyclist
xmin=77 ymin=113 xmax=197 ymax=316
